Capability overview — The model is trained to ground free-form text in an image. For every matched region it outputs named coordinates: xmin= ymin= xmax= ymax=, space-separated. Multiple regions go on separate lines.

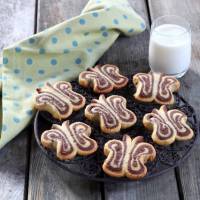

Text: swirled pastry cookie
xmin=79 ymin=64 xmax=128 ymax=93
xmin=85 ymin=95 xmax=137 ymax=134
xmin=41 ymin=121 xmax=98 ymax=160
xmin=34 ymin=81 xmax=85 ymax=120
xmin=133 ymin=72 xmax=180 ymax=104
xmin=143 ymin=105 xmax=194 ymax=145
xmin=103 ymin=135 xmax=156 ymax=180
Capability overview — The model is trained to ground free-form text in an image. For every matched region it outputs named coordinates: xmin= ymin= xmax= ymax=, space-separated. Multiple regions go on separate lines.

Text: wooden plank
xmin=28 ymin=137 xmax=101 ymax=200
xmin=148 ymin=0 xmax=200 ymax=199
xmin=104 ymin=172 xmax=178 ymax=200
xmin=102 ymin=0 xmax=179 ymax=199
xmin=0 ymin=0 xmax=35 ymax=49
xmin=0 ymin=131 xmax=29 ymax=200
xmin=100 ymin=0 xmax=150 ymax=69
xmin=0 ymin=0 xmax=35 ymax=200
xmin=28 ymin=1 xmax=101 ymax=200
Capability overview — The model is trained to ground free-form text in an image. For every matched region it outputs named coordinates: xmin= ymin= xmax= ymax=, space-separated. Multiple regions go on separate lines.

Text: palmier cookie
xmin=79 ymin=64 xmax=128 ymax=93
xmin=34 ymin=81 xmax=85 ymax=120
xmin=41 ymin=121 xmax=98 ymax=160
xmin=103 ymin=135 xmax=156 ymax=180
xmin=85 ymin=95 xmax=137 ymax=134
xmin=143 ymin=105 xmax=194 ymax=145
xmin=133 ymin=72 xmax=180 ymax=104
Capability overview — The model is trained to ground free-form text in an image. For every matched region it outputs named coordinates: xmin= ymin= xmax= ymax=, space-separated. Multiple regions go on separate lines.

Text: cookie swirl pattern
xmin=35 ymin=81 xmax=86 ymax=120
xmin=41 ymin=121 xmax=98 ymax=160
xmin=79 ymin=64 xmax=128 ymax=93
xmin=85 ymin=95 xmax=137 ymax=134
xmin=103 ymin=135 xmax=156 ymax=180
xmin=143 ymin=105 xmax=194 ymax=145
xmin=133 ymin=72 xmax=180 ymax=104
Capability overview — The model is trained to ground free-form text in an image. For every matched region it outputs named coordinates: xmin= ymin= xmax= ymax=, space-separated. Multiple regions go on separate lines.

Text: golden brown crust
xmin=34 ymin=81 xmax=86 ymax=120
xmin=41 ymin=121 xmax=98 ymax=160
xmin=143 ymin=105 xmax=194 ymax=145
xmin=133 ymin=72 xmax=180 ymax=105
xmin=79 ymin=64 xmax=128 ymax=93
xmin=85 ymin=95 xmax=137 ymax=134
xmin=102 ymin=135 xmax=156 ymax=180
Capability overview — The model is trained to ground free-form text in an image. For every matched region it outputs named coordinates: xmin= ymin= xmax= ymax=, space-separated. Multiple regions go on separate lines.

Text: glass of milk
xmin=149 ymin=15 xmax=191 ymax=78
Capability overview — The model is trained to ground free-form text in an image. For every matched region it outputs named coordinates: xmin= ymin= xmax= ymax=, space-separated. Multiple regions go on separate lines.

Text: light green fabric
xmin=0 ymin=0 xmax=145 ymax=149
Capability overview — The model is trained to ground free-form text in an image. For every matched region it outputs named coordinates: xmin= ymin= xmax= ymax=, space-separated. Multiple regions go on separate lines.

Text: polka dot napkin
xmin=0 ymin=0 xmax=146 ymax=149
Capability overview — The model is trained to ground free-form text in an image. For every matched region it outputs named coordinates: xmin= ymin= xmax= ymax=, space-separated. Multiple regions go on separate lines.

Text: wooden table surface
xmin=0 ymin=0 xmax=200 ymax=199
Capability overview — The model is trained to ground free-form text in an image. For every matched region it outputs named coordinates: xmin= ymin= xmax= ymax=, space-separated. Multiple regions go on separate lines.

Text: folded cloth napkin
xmin=0 ymin=0 xmax=145 ymax=149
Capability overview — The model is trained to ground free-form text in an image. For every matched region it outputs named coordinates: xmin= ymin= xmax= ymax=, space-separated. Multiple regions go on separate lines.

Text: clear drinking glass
xmin=149 ymin=15 xmax=191 ymax=78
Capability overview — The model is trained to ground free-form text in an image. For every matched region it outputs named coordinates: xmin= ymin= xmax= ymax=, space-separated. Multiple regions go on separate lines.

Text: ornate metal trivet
xmin=34 ymin=77 xmax=199 ymax=182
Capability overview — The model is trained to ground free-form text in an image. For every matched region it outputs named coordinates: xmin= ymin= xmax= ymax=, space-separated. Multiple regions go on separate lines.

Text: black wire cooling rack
xmin=34 ymin=77 xmax=199 ymax=182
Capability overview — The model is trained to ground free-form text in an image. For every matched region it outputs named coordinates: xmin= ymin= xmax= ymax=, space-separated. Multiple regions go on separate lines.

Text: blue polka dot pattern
xmin=84 ymin=32 xmax=90 ymax=36
xmin=75 ymin=58 xmax=82 ymax=64
xmin=65 ymin=27 xmax=72 ymax=34
xmin=0 ymin=1 xmax=147 ymax=148
xmin=128 ymin=28 xmax=134 ymax=33
xmin=123 ymin=14 xmax=128 ymax=19
xmin=79 ymin=18 xmax=86 ymax=25
xmin=13 ymin=85 xmax=19 ymax=90
xmin=100 ymin=26 xmax=106 ymax=31
xmin=14 ymin=69 xmax=20 ymax=74
xmin=39 ymin=48 xmax=45 ymax=54
xmin=26 ymin=58 xmax=33 ymax=65
xmin=15 ymin=47 xmax=21 ymax=53
xmin=29 ymin=38 xmax=35 ymax=44
xmin=38 ymin=69 xmax=45 ymax=75
xmin=26 ymin=78 xmax=33 ymax=83
xmin=140 ymin=22 xmax=145 ymax=29
xmin=95 ymin=41 xmax=101 ymax=45
xmin=63 ymin=49 xmax=70 ymax=54
xmin=92 ymin=12 xmax=98 ymax=17
xmin=26 ymin=110 xmax=33 ymax=116
xmin=2 ymin=124 xmax=7 ymax=132
xmin=72 ymin=40 xmax=78 ymax=47
xmin=13 ymin=117 xmax=20 ymax=123
xmin=51 ymin=36 xmax=58 ymax=44
xmin=64 ymin=68 xmax=69 ymax=72
xmin=51 ymin=59 xmax=57 ymax=65
xmin=113 ymin=19 xmax=119 ymax=24
xmin=102 ymin=31 xmax=108 ymax=37
xmin=87 ymin=48 xmax=93 ymax=53
xmin=3 ymin=57 xmax=8 ymax=65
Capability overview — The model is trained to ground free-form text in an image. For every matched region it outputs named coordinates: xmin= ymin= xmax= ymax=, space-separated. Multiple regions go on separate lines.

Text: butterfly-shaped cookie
xmin=41 ymin=120 xmax=98 ymax=160
xmin=79 ymin=64 xmax=128 ymax=93
xmin=143 ymin=105 xmax=194 ymax=145
xmin=34 ymin=81 xmax=86 ymax=120
xmin=103 ymin=135 xmax=156 ymax=180
xmin=133 ymin=72 xmax=180 ymax=104
xmin=85 ymin=95 xmax=137 ymax=134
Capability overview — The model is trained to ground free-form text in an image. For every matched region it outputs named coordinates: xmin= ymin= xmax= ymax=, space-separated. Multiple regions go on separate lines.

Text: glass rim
xmin=151 ymin=15 xmax=191 ymax=37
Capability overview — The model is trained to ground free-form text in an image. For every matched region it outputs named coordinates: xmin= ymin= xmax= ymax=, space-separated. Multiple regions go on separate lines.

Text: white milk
xmin=149 ymin=24 xmax=191 ymax=77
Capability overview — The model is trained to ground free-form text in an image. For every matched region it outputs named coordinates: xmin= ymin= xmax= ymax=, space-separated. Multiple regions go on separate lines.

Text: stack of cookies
xmin=34 ymin=64 xmax=194 ymax=180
